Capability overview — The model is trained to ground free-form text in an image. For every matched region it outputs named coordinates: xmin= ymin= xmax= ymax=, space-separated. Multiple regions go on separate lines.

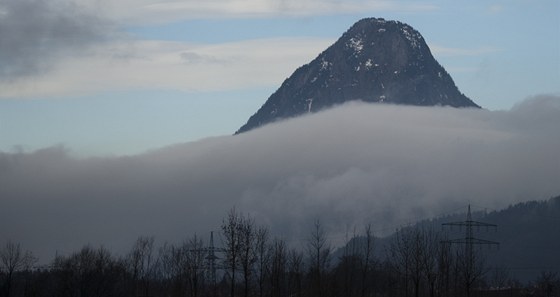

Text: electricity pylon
xmin=186 ymin=231 xmax=224 ymax=287
xmin=442 ymin=204 xmax=499 ymax=249
xmin=442 ymin=204 xmax=499 ymax=296
xmin=205 ymin=231 xmax=221 ymax=286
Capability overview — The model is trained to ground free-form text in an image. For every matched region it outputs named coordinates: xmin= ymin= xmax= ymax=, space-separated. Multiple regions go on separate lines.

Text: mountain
xmin=236 ymin=17 xmax=480 ymax=134
xmin=338 ymin=195 xmax=560 ymax=283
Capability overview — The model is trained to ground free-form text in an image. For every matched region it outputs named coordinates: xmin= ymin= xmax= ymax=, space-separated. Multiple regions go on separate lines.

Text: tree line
xmin=1 ymin=208 xmax=558 ymax=297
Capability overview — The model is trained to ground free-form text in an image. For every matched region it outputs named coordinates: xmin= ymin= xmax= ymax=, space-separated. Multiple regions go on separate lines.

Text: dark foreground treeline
xmin=1 ymin=208 xmax=558 ymax=297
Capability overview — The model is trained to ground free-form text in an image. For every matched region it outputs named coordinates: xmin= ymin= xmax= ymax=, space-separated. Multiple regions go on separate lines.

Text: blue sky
xmin=0 ymin=0 xmax=558 ymax=156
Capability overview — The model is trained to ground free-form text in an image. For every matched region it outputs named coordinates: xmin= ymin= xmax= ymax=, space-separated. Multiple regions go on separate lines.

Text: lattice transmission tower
xmin=442 ymin=205 xmax=499 ymax=296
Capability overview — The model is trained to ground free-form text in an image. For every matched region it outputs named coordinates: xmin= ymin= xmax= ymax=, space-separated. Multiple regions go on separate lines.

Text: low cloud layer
xmin=1 ymin=95 xmax=559 ymax=260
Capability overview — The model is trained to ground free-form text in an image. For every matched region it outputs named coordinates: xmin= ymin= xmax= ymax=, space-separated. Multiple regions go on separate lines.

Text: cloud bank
xmin=1 ymin=95 xmax=559 ymax=260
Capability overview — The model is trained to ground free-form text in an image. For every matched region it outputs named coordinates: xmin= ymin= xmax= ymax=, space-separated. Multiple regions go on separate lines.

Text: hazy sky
xmin=0 ymin=0 xmax=558 ymax=156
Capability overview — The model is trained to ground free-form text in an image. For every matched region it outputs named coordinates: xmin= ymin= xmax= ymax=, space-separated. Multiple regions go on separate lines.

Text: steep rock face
xmin=236 ymin=18 xmax=479 ymax=134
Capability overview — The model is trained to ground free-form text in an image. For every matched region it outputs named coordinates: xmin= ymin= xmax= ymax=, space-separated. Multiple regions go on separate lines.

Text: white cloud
xmin=93 ymin=0 xmax=437 ymax=24
xmin=1 ymin=37 xmax=507 ymax=98
xmin=1 ymin=95 xmax=559 ymax=260
xmin=487 ymin=4 xmax=504 ymax=14
xmin=0 ymin=0 xmax=477 ymax=99
xmin=0 ymin=37 xmax=334 ymax=98
xmin=430 ymin=44 xmax=503 ymax=57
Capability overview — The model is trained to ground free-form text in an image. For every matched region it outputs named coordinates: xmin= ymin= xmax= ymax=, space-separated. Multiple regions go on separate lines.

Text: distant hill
xmin=236 ymin=17 xmax=479 ymax=134
xmin=337 ymin=195 xmax=560 ymax=283
xmin=478 ymin=196 xmax=560 ymax=282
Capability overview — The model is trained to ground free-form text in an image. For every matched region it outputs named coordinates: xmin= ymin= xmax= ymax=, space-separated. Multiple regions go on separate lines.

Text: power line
xmin=442 ymin=204 xmax=500 ymax=291
xmin=205 ymin=231 xmax=225 ymax=286
xmin=442 ymin=205 xmax=499 ymax=247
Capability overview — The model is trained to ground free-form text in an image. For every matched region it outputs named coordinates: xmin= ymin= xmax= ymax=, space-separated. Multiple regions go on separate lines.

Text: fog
xmin=1 ymin=95 xmax=559 ymax=261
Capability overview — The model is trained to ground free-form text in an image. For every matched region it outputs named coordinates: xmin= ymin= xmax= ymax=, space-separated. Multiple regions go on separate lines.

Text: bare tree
xmin=419 ymin=228 xmax=441 ymax=297
xmin=337 ymin=227 xmax=360 ymax=297
xmin=488 ymin=265 xmax=510 ymax=292
xmin=158 ymin=237 xmax=206 ymax=297
xmin=359 ymin=224 xmax=375 ymax=297
xmin=158 ymin=242 xmax=185 ymax=296
xmin=222 ymin=208 xmax=243 ymax=297
xmin=185 ymin=234 xmax=206 ymax=297
xmin=536 ymin=271 xmax=559 ymax=297
xmin=457 ymin=245 xmax=488 ymax=297
xmin=287 ymin=248 xmax=304 ymax=297
xmin=307 ymin=220 xmax=331 ymax=297
xmin=269 ymin=238 xmax=287 ymax=297
xmin=0 ymin=241 xmax=36 ymax=297
xmin=255 ymin=226 xmax=270 ymax=297
xmin=390 ymin=226 xmax=441 ymax=297
xmin=53 ymin=245 xmax=123 ymax=297
xmin=438 ymin=239 xmax=454 ymax=296
xmin=238 ymin=215 xmax=257 ymax=297
xmin=409 ymin=229 xmax=425 ymax=297
xmin=127 ymin=236 xmax=157 ymax=297
xmin=389 ymin=227 xmax=414 ymax=297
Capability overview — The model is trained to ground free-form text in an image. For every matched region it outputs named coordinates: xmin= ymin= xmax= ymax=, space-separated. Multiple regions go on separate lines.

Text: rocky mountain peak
xmin=236 ymin=18 xmax=480 ymax=134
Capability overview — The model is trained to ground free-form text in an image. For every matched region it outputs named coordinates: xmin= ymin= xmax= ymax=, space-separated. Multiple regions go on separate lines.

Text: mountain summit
xmin=236 ymin=18 xmax=480 ymax=134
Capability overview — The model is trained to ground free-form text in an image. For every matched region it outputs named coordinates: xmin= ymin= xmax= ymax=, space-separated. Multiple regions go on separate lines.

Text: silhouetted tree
xmin=0 ymin=241 xmax=36 ymax=297
xmin=419 ymin=228 xmax=441 ymax=297
xmin=389 ymin=227 xmax=414 ymax=297
xmin=359 ymin=224 xmax=375 ymax=297
xmin=488 ymin=265 xmax=510 ymax=292
xmin=255 ymin=227 xmax=270 ymax=297
xmin=53 ymin=245 xmax=124 ymax=297
xmin=390 ymin=226 xmax=445 ymax=297
xmin=337 ymin=228 xmax=359 ymax=297
xmin=287 ymin=248 xmax=304 ymax=297
xmin=159 ymin=242 xmax=185 ymax=296
xmin=185 ymin=234 xmax=206 ymax=297
xmin=457 ymin=245 xmax=488 ymax=297
xmin=238 ymin=215 xmax=257 ymax=297
xmin=307 ymin=220 xmax=331 ymax=297
xmin=222 ymin=208 xmax=243 ymax=297
xmin=438 ymin=241 xmax=454 ymax=297
xmin=536 ymin=271 xmax=558 ymax=297
xmin=269 ymin=239 xmax=287 ymax=297
xmin=127 ymin=236 xmax=157 ymax=297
